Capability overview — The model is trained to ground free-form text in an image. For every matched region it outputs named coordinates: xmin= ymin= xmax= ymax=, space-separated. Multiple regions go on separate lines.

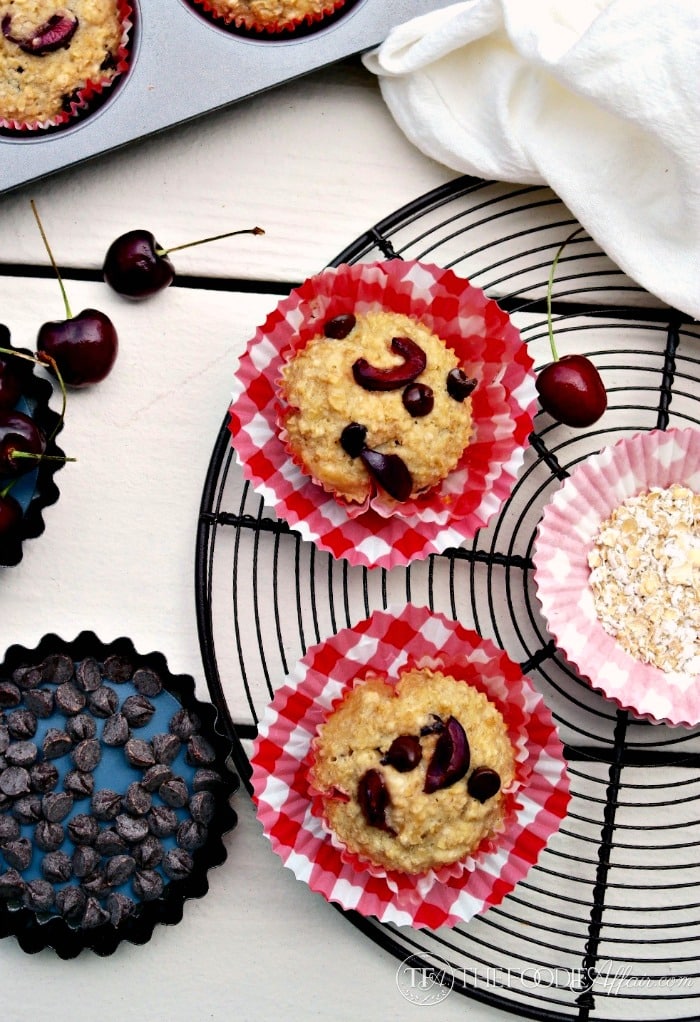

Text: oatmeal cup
xmin=0 ymin=0 xmax=133 ymax=133
xmin=251 ymin=604 xmax=570 ymax=929
xmin=189 ymin=0 xmax=348 ymax=34
xmin=533 ymin=427 xmax=700 ymax=727
xmin=229 ymin=260 xmax=537 ymax=570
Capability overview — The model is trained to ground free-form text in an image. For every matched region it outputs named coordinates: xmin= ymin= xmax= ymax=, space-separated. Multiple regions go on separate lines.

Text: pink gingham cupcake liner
xmin=251 ymin=604 xmax=570 ymax=929
xmin=534 ymin=427 xmax=700 ymax=727
xmin=228 ymin=260 xmax=537 ymax=570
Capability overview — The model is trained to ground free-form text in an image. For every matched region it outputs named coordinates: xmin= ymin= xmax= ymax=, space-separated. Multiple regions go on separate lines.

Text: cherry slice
xmin=2 ymin=12 xmax=78 ymax=55
xmin=360 ymin=448 xmax=412 ymax=502
xmin=446 ymin=368 xmax=477 ymax=402
xmin=357 ymin=769 xmax=393 ymax=831
xmin=424 ymin=716 xmax=470 ymax=794
xmin=352 ymin=336 xmax=426 ymax=391
xmin=323 ymin=314 xmax=356 ymax=340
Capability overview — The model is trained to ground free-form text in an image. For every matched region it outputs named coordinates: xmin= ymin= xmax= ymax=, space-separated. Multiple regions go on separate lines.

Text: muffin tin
xmin=0 ymin=0 xmax=455 ymax=197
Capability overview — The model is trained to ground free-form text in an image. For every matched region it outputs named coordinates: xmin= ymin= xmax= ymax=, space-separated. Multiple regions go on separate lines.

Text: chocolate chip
xmin=29 ymin=761 xmax=59 ymax=793
xmin=123 ymin=782 xmax=151 ymax=817
xmin=0 ymin=765 xmax=30 ymax=796
xmin=3 ymin=837 xmax=32 ymax=870
xmin=72 ymin=845 xmax=101 ymax=878
xmin=67 ymin=813 xmax=99 ymax=845
xmin=34 ymin=820 xmax=65 ymax=852
xmin=133 ymin=667 xmax=162 ymax=697
xmin=6 ymin=708 xmax=37 ymax=739
xmin=115 ymin=814 xmax=149 ymax=844
xmin=193 ymin=768 xmax=225 ymax=792
xmin=91 ymin=789 xmax=122 ymax=821
xmin=24 ymin=878 xmax=55 ymax=912
xmin=81 ymin=871 xmax=110 ymax=899
xmin=64 ymin=769 xmax=94 ymax=799
xmin=147 ymin=805 xmax=178 ymax=838
xmin=105 ymin=854 xmax=136 ymax=886
xmin=42 ymin=790 xmax=74 ymax=822
xmin=75 ymin=657 xmax=102 ymax=693
xmin=0 ymin=868 xmax=25 ymax=899
xmin=467 ymin=766 xmax=502 ymax=803
xmin=55 ymin=682 xmax=86 ymax=716
xmin=23 ymin=688 xmax=55 ymax=718
xmin=102 ymin=713 xmax=129 ymax=747
xmin=71 ymin=738 xmax=101 ymax=772
xmin=176 ymin=819 xmax=207 ymax=852
xmin=12 ymin=794 xmax=43 ymax=824
xmin=81 ymin=896 xmax=110 ymax=929
xmin=106 ymin=891 xmax=137 ymax=926
xmin=0 ymin=680 xmax=21 ymax=708
xmin=186 ymin=735 xmax=216 ymax=767
xmin=132 ymin=869 xmax=163 ymax=902
xmin=40 ymin=653 xmax=74 ymax=685
xmin=87 ymin=685 xmax=118 ymax=718
xmin=152 ymin=732 xmax=180 ymax=765
xmin=121 ymin=694 xmax=155 ymax=728
xmin=131 ymin=834 xmax=162 ymax=870
xmin=103 ymin=655 xmax=133 ymax=683
xmin=158 ymin=777 xmax=188 ymax=808
xmin=95 ymin=828 xmax=128 ymax=857
xmin=0 ymin=815 xmax=20 ymax=844
xmin=12 ymin=665 xmax=43 ymax=690
xmin=41 ymin=850 xmax=73 ymax=883
xmin=169 ymin=708 xmax=200 ymax=741
xmin=5 ymin=740 xmax=38 ymax=768
xmin=66 ymin=713 xmax=96 ymax=742
xmin=56 ymin=885 xmax=86 ymax=922
xmin=42 ymin=727 xmax=72 ymax=759
xmin=0 ymin=724 xmax=8 ymax=754
xmin=189 ymin=790 xmax=216 ymax=825
xmin=162 ymin=847 xmax=193 ymax=880
xmin=141 ymin=763 xmax=172 ymax=793
xmin=124 ymin=738 xmax=155 ymax=770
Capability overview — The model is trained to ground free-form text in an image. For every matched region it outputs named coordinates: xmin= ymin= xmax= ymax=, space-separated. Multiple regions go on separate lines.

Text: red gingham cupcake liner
xmin=229 ymin=260 xmax=537 ymax=569
xmin=534 ymin=427 xmax=700 ymax=727
xmin=251 ymin=604 xmax=570 ymax=929
xmin=0 ymin=0 xmax=133 ymax=133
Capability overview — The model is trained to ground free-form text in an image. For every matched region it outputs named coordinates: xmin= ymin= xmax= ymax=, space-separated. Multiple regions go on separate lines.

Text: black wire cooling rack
xmin=195 ymin=176 xmax=700 ymax=1022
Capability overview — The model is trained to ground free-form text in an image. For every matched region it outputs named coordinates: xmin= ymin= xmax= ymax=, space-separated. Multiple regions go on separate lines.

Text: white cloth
xmin=363 ymin=0 xmax=700 ymax=320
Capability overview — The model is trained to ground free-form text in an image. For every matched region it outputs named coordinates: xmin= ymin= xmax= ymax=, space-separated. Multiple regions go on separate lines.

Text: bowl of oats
xmin=533 ymin=427 xmax=700 ymax=727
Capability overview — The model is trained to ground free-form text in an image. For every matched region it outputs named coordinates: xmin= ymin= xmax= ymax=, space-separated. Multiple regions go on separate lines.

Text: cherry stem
xmin=0 ymin=345 xmax=69 ymax=449
xmin=11 ymin=451 xmax=76 ymax=464
xmin=0 ymin=480 xmax=17 ymax=498
xmin=546 ymin=226 xmax=584 ymax=363
xmin=157 ymin=226 xmax=265 ymax=256
xmin=30 ymin=199 xmax=73 ymax=320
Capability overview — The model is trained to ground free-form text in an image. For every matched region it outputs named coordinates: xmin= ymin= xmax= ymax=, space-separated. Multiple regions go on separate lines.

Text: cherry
xmin=1 ymin=11 xmax=78 ymax=54
xmin=536 ymin=228 xmax=607 ymax=428
xmin=446 ymin=368 xmax=477 ymax=402
xmin=402 ymin=382 xmax=434 ymax=417
xmin=424 ymin=716 xmax=470 ymax=794
xmin=352 ymin=336 xmax=426 ymax=391
xmin=0 ymin=491 xmax=23 ymax=536
xmin=339 ymin=421 xmax=367 ymax=458
xmin=31 ymin=201 xmax=118 ymax=387
xmin=382 ymin=735 xmax=422 ymax=773
xmin=0 ymin=348 xmax=28 ymax=412
xmin=323 ymin=313 xmax=356 ymax=339
xmin=357 ymin=769 xmax=393 ymax=832
xmin=0 ymin=411 xmax=45 ymax=473
xmin=103 ymin=225 xmax=265 ymax=300
xmin=359 ymin=448 xmax=413 ymax=502
xmin=467 ymin=766 xmax=501 ymax=803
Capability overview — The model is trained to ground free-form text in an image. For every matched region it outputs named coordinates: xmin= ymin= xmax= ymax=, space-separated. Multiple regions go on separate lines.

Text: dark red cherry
xmin=0 ymin=360 xmax=25 ymax=412
xmin=1 ymin=11 xmax=78 ymax=54
xmin=360 ymin=448 xmax=412 ymax=502
xmin=382 ymin=735 xmax=422 ymax=773
xmin=467 ymin=766 xmax=501 ymax=803
xmin=402 ymin=382 xmax=434 ymax=417
xmin=536 ymin=354 xmax=607 ymax=428
xmin=37 ymin=310 xmax=118 ymax=388
xmin=0 ymin=412 xmax=46 ymax=477
xmin=323 ymin=313 xmax=356 ymax=339
xmin=424 ymin=716 xmax=470 ymax=794
xmin=446 ymin=368 xmax=477 ymax=402
xmin=0 ymin=492 xmax=23 ymax=535
xmin=353 ymin=336 xmax=426 ymax=391
xmin=357 ymin=769 xmax=393 ymax=831
xmin=340 ymin=422 xmax=367 ymax=458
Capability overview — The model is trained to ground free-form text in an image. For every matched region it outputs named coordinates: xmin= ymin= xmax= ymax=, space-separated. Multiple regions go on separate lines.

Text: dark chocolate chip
xmin=141 ymin=763 xmax=172 ymax=793
xmin=12 ymin=794 xmax=43 ymax=824
xmin=42 ymin=727 xmax=73 ymax=759
xmin=55 ymin=682 xmax=86 ymax=716
xmin=102 ymin=713 xmax=130 ymax=747
xmin=67 ymin=813 xmax=99 ymax=845
xmin=0 ymin=680 xmax=21 ymax=708
xmin=64 ymin=769 xmax=94 ymax=799
xmin=123 ymin=782 xmax=151 ymax=817
xmin=186 ymin=734 xmax=216 ymax=767
xmin=0 ymin=765 xmax=31 ymax=796
xmin=132 ymin=869 xmax=163 ymax=902
xmin=41 ymin=850 xmax=73 ymax=884
xmin=81 ymin=896 xmax=110 ymax=929
xmin=121 ymin=694 xmax=155 ymax=728
xmin=24 ymin=878 xmax=55 ymax=913
xmin=42 ymin=790 xmax=74 ymax=822
xmin=12 ymin=665 xmax=43 ymax=690
xmin=95 ymin=828 xmax=128 ymax=857
xmin=87 ymin=685 xmax=118 ymax=718
xmin=103 ymin=655 xmax=133 ymax=683
xmin=106 ymin=891 xmax=137 ymax=926
xmin=81 ymin=871 xmax=111 ymax=898
xmin=189 ymin=790 xmax=216 ymax=826
xmin=0 ymin=724 xmax=8 ymax=754
xmin=40 ymin=653 xmax=74 ymax=685
xmin=3 ymin=836 xmax=32 ymax=870
xmin=193 ymin=769 xmax=225 ymax=793
xmin=158 ymin=777 xmax=188 ymax=809
xmin=105 ymin=854 xmax=136 ymax=886
xmin=56 ymin=885 xmax=86 ymax=922
xmin=71 ymin=738 xmax=101 ymax=772
xmin=23 ymin=687 xmax=55 ymax=718
xmin=66 ymin=713 xmax=96 ymax=742
xmin=5 ymin=740 xmax=38 ymax=768
xmin=30 ymin=761 xmax=59 ymax=793
xmin=152 ymin=732 xmax=180 ymax=765
xmin=0 ymin=868 xmax=25 ymax=900
xmin=72 ymin=845 xmax=101 ymax=878
xmin=34 ymin=820 xmax=65 ymax=852
xmin=147 ymin=805 xmax=178 ymax=838
xmin=133 ymin=667 xmax=162 ymax=697
xmin=91 ymin=789 xmax=123 ymax=821
xmin=124 ymin=738 xmax=155 ymax=770
xmin=132 ymin=834 xmax=163 ymax=870
xmin=169 ymin=708 xmax=200 ymax=741
xmin=0 ymin=815 xmax=20 ymax=844
xmin=75 ymin=657 xmax=103 ymax=693
xmin=467 ymin=766 xmax=502 ymax=803
xmin=6 ymin=708 xmax=37 ymax=739
xmin=176 ymin=819 xmax=208 ymax=852
xmin=115 ymin=814 xmax=149 ymax=844
xmin=162 ymin=847 xmax=193 ymax=880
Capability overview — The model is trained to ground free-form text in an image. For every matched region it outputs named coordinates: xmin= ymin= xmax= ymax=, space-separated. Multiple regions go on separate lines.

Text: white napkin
xmin=363 ymin=0 xmax=700 ymax=320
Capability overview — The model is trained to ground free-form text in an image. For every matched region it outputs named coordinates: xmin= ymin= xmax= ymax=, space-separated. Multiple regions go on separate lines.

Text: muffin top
xmin=203 ymin=0 xmax=342 ymax=30
xmin=280 ymin=310 xmax=475 ymax=505
xmin=309 ymin=667 xmax=515 ymax=874
xmin=0 ymin=0 xmax=124 ymax=124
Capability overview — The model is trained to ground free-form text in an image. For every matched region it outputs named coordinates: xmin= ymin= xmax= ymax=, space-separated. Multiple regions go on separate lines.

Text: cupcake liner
xmin=251 ymin=604 xmax=570 ymax=929
xmin=533 ymin=427 xmax=700 ymax=727
xmin=189 ymin=0 xmax=347 ymax=35
xmin=0 ymin=0 xmax=133 ymax=133
xmin=229 ymin=260 xmax=537 ymax=569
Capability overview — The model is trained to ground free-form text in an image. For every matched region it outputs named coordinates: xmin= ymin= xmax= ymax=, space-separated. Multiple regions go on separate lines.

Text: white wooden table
xmin=0 ymin=53 xmax=528 ymax=1022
